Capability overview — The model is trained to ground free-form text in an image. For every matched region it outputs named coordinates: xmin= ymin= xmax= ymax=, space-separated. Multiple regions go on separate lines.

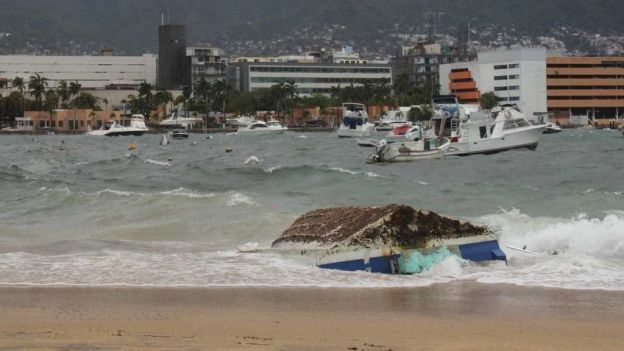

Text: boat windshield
xmin=503 ymin=118 xmax=531 ymax=130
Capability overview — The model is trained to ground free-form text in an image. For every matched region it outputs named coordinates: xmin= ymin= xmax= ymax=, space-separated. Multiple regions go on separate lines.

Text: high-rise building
xmin=158 ymin=24 xmax=188 ymax=89
xmin=439 ymin=47 xmax=548 ymax=118
xmin=186 ymin=46 xmax=228 ymax=89
xmin=390 ymin=41 xmax=468 ymax=92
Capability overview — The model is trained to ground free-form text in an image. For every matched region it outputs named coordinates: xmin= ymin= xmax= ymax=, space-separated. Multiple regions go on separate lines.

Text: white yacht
xmin=375 ymin=109 xmax=411 ymax=131
xmin=446 ymin=107 xmax=546 ymax=156
xmin=337 ymin=103 xmax=375 ymax=138
xmin=88 ymin=115 xmax=149 ymax=136
xmin=226 ymin=115 xmax=256 ymax=127
xmin=160 ymin=110 xmax=202 ymax=129
xmin=237 ymin=119 xmax=287 ymax=134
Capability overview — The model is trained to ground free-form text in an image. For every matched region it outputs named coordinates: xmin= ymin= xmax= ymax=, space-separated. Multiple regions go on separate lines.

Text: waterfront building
xmin=391 ymin=41 xmax=468 ymax=91
xmin=439 ymin=47 xmax=548 ymax=118
xmin=0 ymin=52 xmax=157 ymax=89
xmin=547 ymin=56 xmax=624 ymax=120
xmin=228 ymin=61 xmax=392 ymax=96
xmin=158 ymin=24 xmax=188 ymax=89
xmin=186 ymin=46 xmax=228 ymax=89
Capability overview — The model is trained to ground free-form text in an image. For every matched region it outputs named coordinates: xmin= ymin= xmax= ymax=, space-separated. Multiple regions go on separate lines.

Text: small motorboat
xmin=171 ymin=130 xmax=189 ymax=139
xmin=368 ymin=137 xmax=451 ymax=162
xmin=543 ymin=122 xmax=563 ymax=134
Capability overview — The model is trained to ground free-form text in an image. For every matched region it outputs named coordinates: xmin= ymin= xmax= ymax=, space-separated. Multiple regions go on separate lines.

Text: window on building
xmin=509 ymin=96 xmax=520 ymax=101
xmin=494 ymin=64 xmax=508 ymax=70
xmin=494 ymin=86 xmax=508 ymax=91
xmin=509 ymin=63 xmax=520 ymax=68
xmin=494 ymin=75 xmax=508 ymax=80
xmin=59 ymin=121 xmax=64 ymax=128
xmin=508 ymin=74 xmax=520 ymax=79
xmin=509 ymin=85 xmax=520 ymax=90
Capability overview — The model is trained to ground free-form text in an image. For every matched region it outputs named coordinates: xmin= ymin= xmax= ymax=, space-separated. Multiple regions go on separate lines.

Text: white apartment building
xmin=0 ymin=53 xmax=157 ymax=89
xmin=229 ymin=61 xmax=392 ymax=96
xmin=439 ymin=47 xmax=547 ymax=118
xmin=186 ymin=46 xmax=227 ymax=88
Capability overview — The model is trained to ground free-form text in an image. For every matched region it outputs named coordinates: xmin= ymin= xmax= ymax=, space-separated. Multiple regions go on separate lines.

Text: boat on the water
xmin=337 ymin=103 xmax=375 ymax=138
xmin=536 ymin=113 xmax=563 ymax=134
xmin=368 ymin=137 xmax=451 ymax=162
xmin=160 ymin=110 xmax=202 ymax=129
xmin=171 ymin=129 xmax=189 ymax=139
xmin=445 ymin=107 xmax=546 ymax=156
xmin=375 ymin=109 xmax=411 ymax=131
xmin=88 ymin=115 xmax=149 ymax=136
xmin=226 ymin=115 xmax=256 ymax=127
xmin=237 ymin=119 xmax=287 ymax=133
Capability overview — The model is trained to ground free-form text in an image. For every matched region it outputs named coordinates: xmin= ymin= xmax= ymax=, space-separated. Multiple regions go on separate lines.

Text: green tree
xmin=28 ymin=74 xmax=48 ymax=111
xmin=68 ymin=81 xmax=81 ymax=107
xmin=137 ymin=82 xmax=154 ymax=116
xmin=11 ymin=77 xmax=26 ymax=115
xmin=43 ymin=89 xmax=59 ymax=129
xmin=479 ymin=91 xmax=499 ymax=110
xmin=56 ymin=80 xmax=71 ymax=108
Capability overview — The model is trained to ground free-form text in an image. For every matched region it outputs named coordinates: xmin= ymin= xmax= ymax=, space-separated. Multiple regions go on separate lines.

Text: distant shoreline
xmin=1 ymin=282 xmax=622 ymax=350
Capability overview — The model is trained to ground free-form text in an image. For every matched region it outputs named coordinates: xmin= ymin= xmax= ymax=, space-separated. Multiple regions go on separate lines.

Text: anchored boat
xmin=367 ymin=137 xmax=451 ymax=162
xmin=337 ymin=103 xmax=375 ymax=138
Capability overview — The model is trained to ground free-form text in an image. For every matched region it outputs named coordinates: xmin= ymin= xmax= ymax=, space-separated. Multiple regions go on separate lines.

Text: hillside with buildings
xmin=1 ymin=0 xmax=624 ymax=57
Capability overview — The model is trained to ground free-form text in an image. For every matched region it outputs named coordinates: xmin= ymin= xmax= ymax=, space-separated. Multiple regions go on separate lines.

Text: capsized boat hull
xmin=316 ymin=237 xmax=506 ymax=274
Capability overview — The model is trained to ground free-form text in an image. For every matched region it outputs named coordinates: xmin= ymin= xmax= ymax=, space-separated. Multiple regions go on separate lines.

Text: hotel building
xmin=547 ymin=56 xmax=624 ymax=120
xmin=0 ymin=51 xmax=157 ymax=89
xmin=229 ymin=61 xmax=392 ymax=96
xmin=439 ymin=47 xmax=548 ymax=118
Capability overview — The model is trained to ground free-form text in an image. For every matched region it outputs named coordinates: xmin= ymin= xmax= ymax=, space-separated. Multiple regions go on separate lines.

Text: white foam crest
xmin=144 ymin=159 xmax=171 ymax=167
xmin=263 ymin=165 xmax=282 ymax=173
xmin=330 ymin=167 xmax=381 ymax=178
xmin=89 ymin=189 xmax=146 ymax=197
xmin=160 ymin=187 xmax=216 ymax=199
xmin=227 ymin=192 xmax=259 ymax=207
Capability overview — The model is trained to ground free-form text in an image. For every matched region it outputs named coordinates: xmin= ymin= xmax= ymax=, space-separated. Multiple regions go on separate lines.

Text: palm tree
xmin=137 ymin=82 xmax=154 ymax=117
xmin=28 ymin=74 xmax=48 ymax=111
xmin=154 ymin=89 xmax=173 ymax=120
xmin=282 ymin=80 xmax=298 ymax=124
xmin=69 ymin=81 xmax=81 ymax=131
xmin=56 ymin=80 xmax=71 ymax=108
xmin=211 ymin=79 xmax=232 ymax=123
xmin=43 ymin=89 xmax=59 ymax=130
xmin=197 ymin=77 xmax=213 ymax=117
xmin=11 ymin=77 xmax=26 ymax=115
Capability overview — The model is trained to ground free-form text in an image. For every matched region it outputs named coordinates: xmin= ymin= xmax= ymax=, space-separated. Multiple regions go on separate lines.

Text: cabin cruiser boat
xmin=375 ymin=109 xmax=411 ymax=131
xmin=226 ymin=115 xmax=256 ymax=127
xmin=160 ymin=110 xmax=202 ymax=129
xmin=445 ymin=107 xmax=546 ymax=156
xmin=237 ymin=119 xmax=288 ymax=133
xmin=337 ymin=103 xmax=375 ymax=138
xmin=88 ymin=115 xmax=149 ymax=136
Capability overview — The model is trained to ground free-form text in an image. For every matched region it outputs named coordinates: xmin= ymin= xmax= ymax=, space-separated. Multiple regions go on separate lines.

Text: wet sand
xmin=1 ymin=283 xmax=623 ymax=350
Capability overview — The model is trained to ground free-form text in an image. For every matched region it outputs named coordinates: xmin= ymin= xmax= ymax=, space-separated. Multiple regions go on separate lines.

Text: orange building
xmin=547 ymin=56 xmax=624 ymax=120
xmin=25 ymin=109 xmax=124 ymax=132
xmin=448 ymin=68 xmax=480 ymax=104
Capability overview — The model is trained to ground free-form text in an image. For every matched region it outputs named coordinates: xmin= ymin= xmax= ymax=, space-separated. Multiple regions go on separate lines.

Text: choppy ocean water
xmin=0 ymin=129 xmax=623 ymax=290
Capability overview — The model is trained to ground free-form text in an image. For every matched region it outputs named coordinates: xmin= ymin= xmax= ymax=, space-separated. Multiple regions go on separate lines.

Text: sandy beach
xmin=0 ymin=283 xmax=623 ymax=350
